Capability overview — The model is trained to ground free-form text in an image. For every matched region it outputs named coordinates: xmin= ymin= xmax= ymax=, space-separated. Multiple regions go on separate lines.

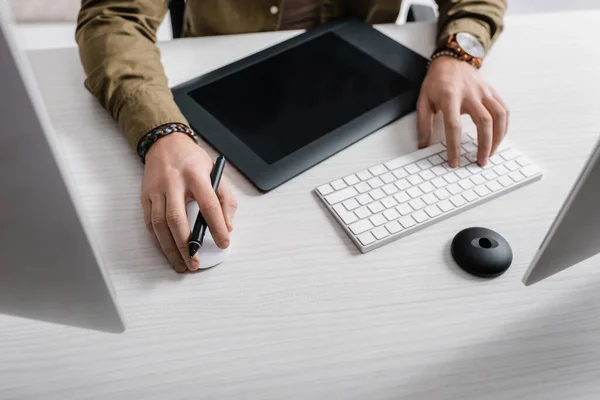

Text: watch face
xmin=456 ymin=32 xmax=485 ymax=59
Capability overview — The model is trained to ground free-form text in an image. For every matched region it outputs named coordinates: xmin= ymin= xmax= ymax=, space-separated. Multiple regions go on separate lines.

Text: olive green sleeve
xmin=75 ymin=0 xmax=188 ymax=152
xmin=435 ymin=0 xmax=507 ymax=56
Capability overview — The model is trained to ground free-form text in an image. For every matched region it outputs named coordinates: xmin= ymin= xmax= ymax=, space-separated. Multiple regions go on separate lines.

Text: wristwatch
xmin=431 ymin=32 xmax=485 ymax=69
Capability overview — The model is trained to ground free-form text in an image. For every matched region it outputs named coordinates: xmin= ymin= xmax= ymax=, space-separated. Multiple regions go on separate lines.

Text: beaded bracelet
xmin=137 ymin=123 xmax=200 ymax=163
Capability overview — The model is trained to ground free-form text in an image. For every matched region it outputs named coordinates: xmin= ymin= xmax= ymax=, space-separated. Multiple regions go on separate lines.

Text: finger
xmin=441 ymin=99 xmax=462 ymax=167
xmin=151 ymin=194 xmax=187 ymax=273
xmin=166 ymin=189 xmax=200 ymax=271
xmin=189 ymin=176 xmax=231 ymax=249
xmin=467 ymin=102 xmax=494 ymax=166
xmin=417 ymin=95 xmax=434 ymax=148
xmin=143 ymin=196 xmax=160 ymax=248
xmin=483 ymin=95 xmax=508 ymax=156
xmin=217 ymin=179 xmax=237 ymax=233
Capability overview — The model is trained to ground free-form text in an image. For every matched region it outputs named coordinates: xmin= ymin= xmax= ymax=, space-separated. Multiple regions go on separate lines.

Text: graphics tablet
xmin=172 ymin=19 xmax=428 ymax=192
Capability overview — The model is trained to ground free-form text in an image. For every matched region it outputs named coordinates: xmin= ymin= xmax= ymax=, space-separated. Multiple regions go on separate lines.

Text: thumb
xmin=417 ymin=95 xmax=434 ymax=148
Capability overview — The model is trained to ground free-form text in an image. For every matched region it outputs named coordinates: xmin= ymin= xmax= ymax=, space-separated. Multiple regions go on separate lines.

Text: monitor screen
xmin=189 ymin=32 xmax=412 ymax=165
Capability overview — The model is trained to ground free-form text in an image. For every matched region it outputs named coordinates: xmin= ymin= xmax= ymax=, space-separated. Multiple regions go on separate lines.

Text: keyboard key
xmin=444 ymin=172 xmax=459 ymax=184
xmin=467 ymin=164 xmax=483 ymax=174
xmin=381 ymin=197 xmax=398 ymax=209
xmin=459 ymin=157 xmax=470 ymax=167
xmin=382 ymin=184 xmax=399 ymax=196
xmin=395 ymin=179 xmax=411 ymax=191
xmin=325 ymin=187 xmax=358 ymax=205
xmin=344 ymin=174 xmax=360 ymax=186
xmin=357 ymin=231 xmax=376 ymax=246
xmin=368 ymin=201 xmax=385 ymax=214
xmin=392 ymin=168 xmax=408 ymax=179
xmin=357 ymin=194 xmax=373 ymax=205
xmin=425 ymin=205 xmax=442 ymax=218
xmin=385 ymin=221 xmax=403 ymax=234
xmin=455 ymin=168 xmax=471 ymax=179
xmin=509 ymin=171 xmax=525 ymax=182
xmin=369 ymin=165 xmax=388 ymax=176
xmin=372 ymin=226 xmax=390 ymax=240
xmin=459 ymin=179 xmax=474 ymax=190
xmin=355 ymin=182 xmax=371 ymax=193
xmin=419 ymin=182 xmax=435 ymax=193
xmin=407 ymin=187 xmax=424 ymax=198
xmin=368 ymin=177 xmax=384 ymax=189
xmin=408 ymin=175 xmax=424 ymax=186
xmin=470 ymin=174 xmax=486 ymax=185
xmin=498 ymin=176 xmax=513 ymax=187
xmin=396 ymin=204 xmax=412 ymax=216
xmin=405 ymin=163 xmax=421 ymax=174
xmin=423 ymin=194 xmax=438 ymax=205
xmin=383 ymin=209 xmax=400 ymax=221
xmin=493 ymin=165 xmax=509 ymax=176
xmin=466 ymin=152 xmax=478 ymax=163
xmin=343 ymin=198 xmax=360 ymax=211
xmin=438 ymin=200 xmax=454 ymax=212
xmin=483 ymin=170 xmax=498 ymax=181
xmin=381 ymin=172 xmax=396 ymax=184
xmin=419 ymin=169 xmax=436 ymax=181
xmin=432 ymin=177 xmax=447 ymax=188
xmin=489 ymin=155 xmax=502 ymax=165
xmin=434 ymin=188 xmax=451 ymax=200
xmin=517 ymin=156 xmax=532 ymax=167
xmin=432 ymin=166 xmax=446 ymax=176
xmin=349 ymin=219 xmax=373 ymax=234
xmin=521 ymin=165 xmax=541 ymax=177
xmin=475 ymin=186 xmax=491 ymax=197
xmin=357 ymin=170 xmax=372 ymax=181
xmin=460 ymin=135 xmax=470 ymax=144
xmin=413 ymin=210 xmax=429 ymax=223
xmin=450 ymin=195 xmax=467 ymax=207
xmin=333 ymin=204 xmax=358 ymax=225
xmin=331 ymin=179 xmax=347 ymax=190
xmin=409 ymin=199 xmax=426 ymax=210
xmin=447 ymin=184 xmax=461 ymax=195
xmin=444 ymin=163 xmax=456 ymax=172
xmin=500 ymin=149 xmax=519 ymax=161
xmin=317 ymin=184 xmax=334 ymax=196
xmin=417 ymin=159 xmax=433 ymax=170
xmin=354 ymin=206 xmax=372 ymax=219
xmin=428 ymin=155 xmax=444 ymax=165
xmin=399 ymin=216 xmax=417 ymax=229
xmin=463 ymin=141 xmax=478 ymax=153
xmin=486 ymin=180 xmax=502 ymax=192
xmin=369 ymin=214 xmax=387 ymax=226
xmin=505 ymin=160 xmax=520 ymax=171
xmin=462 ymin=190 xmax=478 ymax=202
xmin=440 ymin=152 xmax=448 ymax=161
xmin=393 ymin=192 xmax=410 ymax=204
xmin=370 ymin=189 xmax=385 ymax=200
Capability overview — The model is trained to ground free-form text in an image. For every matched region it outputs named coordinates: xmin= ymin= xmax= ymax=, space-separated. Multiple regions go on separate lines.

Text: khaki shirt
xmin=76 ymin=0 xmax=506 ymax=152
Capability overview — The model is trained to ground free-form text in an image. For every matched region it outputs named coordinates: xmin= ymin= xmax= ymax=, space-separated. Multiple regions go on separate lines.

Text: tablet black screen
xmin=189 ymin=32 xmax=411 ymax=165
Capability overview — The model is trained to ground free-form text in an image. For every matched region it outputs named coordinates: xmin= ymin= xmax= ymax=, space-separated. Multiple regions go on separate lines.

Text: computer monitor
xmin=523 ymin=137 xmax=600 ymax=285
xmin=0 ymin=1 xmax=125 ymax=333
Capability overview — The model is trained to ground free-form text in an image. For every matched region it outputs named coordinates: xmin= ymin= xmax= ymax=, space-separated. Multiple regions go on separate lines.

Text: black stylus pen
xmin=188 ymin=155 xmax=226 ymax=258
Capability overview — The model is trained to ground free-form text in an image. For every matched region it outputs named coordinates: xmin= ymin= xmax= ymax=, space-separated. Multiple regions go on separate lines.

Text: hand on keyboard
xmin=416 ymin=56 xmax=509 ymax=168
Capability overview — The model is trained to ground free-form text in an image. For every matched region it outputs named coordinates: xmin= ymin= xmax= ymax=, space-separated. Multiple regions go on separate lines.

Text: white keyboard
xmin=315 ymin=133 xmax=543 ymax=253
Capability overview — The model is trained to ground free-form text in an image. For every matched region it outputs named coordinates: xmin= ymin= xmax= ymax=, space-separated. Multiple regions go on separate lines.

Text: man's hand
xmin=416 ymin=56 xmax=509 ymax=167
xmin=141 ymin=133 xmax=237 ymax=272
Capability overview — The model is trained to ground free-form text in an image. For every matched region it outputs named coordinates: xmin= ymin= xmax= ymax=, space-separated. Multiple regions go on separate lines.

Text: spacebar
xmin=384 ymin=143 xmax=446 ymax=170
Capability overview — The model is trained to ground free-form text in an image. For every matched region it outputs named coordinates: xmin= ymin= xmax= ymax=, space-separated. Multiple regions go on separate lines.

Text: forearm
xmin=76 ymin=0 xmax=188 ymax=151
xmin=435 ymin=0 xmax=507 ymax=55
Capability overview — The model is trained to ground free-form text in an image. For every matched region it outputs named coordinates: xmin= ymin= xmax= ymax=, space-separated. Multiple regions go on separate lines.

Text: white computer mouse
xmin=186 ymin=201 xmax=230 ymax=269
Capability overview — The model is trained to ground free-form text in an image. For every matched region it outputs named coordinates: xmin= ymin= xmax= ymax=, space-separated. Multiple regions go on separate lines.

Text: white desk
xmin=2 ymin=11 xmax=600 ymax=400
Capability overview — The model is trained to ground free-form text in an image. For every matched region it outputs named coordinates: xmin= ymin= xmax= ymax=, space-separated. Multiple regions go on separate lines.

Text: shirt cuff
xmin=437 ymin=17 xmax=494 ymax=57
xmin=116 ymin=87 xmax=189 ymax=151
